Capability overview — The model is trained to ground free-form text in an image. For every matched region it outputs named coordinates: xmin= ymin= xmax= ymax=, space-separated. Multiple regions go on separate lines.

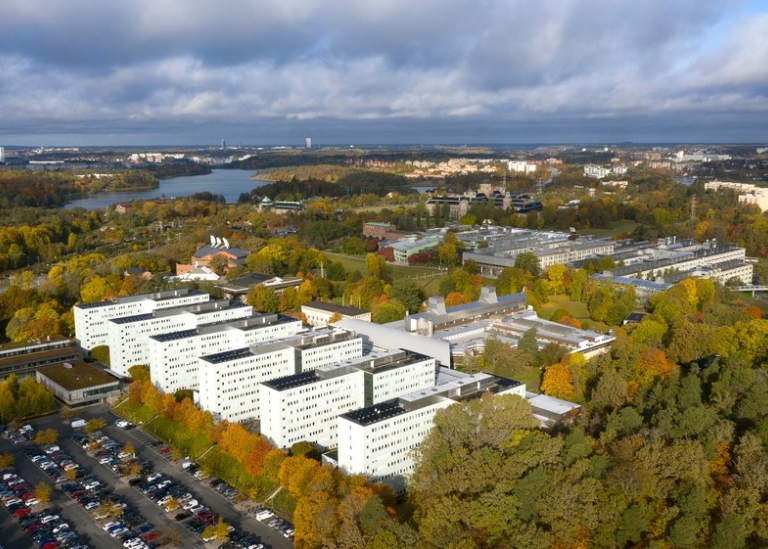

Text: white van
xmin=255 ymin=510 xmax=274 ymax=521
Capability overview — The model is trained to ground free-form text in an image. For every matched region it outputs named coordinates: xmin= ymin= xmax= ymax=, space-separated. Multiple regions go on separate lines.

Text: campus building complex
xmin=146 ymin=313 xmax=304 ymax=394
xmin=197 ymin=327 xmax=364 ymax=422
xmin=259 ymin=349 xmax=437 ymax=449
xmin=106 ymin=299 xmax=253 ymax=376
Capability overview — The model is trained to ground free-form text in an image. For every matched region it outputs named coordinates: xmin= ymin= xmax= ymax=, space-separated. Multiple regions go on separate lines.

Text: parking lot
xmin=1 ymin=406 xmax=294 ymax=549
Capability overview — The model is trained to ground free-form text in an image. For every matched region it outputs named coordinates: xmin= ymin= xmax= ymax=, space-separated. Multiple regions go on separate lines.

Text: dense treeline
xmin=0 ymin=170 xmax=73 ymax=208
xmin=0 ymin=375 xmax=57 ymax=422
xmin=0 ymin=169 xmax=159 ymax=209
xmin=145 ymin=161 xmax=211 ymax=179
xmin=243 ymin=171 xmax=415 ymax=202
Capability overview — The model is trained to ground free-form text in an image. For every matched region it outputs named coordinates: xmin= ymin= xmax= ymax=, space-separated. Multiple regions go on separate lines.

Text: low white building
xmin=336 ymin=372 xmax=526 ymax=493
xmin=301 ymin=301 xmax=371 ymax=326
xmin=74 ymin=289 xmax=208 ymax=351
xmin=260 ymin=349 xmax=436 ymax=450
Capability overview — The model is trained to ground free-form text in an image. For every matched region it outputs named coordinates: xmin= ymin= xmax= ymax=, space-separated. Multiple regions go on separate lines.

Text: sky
xmin=1 ymin=0 xmax=767 ymax=147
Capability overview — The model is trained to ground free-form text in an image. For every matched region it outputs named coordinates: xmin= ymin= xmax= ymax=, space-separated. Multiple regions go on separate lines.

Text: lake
xmin=63 ymin=169 xmax=272 ymax=210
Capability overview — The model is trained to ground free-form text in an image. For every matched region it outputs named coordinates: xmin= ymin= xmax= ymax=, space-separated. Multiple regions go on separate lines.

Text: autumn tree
xmin=0 ymin=453 xmax=13 ymax=469
xmin=34 ymin=428 xmax=58 ymax=446
xmin=34 ymin=481 xmax=52 ymax=504
xmin=84 ymin=417 xmax=106 ymax=433
xmin=541 ymin=359 xmax=575 ymax=400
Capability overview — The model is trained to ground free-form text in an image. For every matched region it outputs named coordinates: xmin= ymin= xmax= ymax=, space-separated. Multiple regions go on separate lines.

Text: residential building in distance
xmin=301 ymin=301 xmax=371 ymax=326
xmin=187 ymin=235 xmax=249 ymax=271
xmin=74 ymin=288 xmax=209 ymax=351
xmin=600 ymin=239 xmax=752 ymax=285
xmin=362 ymin=222 xmax=399 ymax=239
xmin=217 ymin=272 xmax=303 ymax=302
xmin=388 ymin=235 xmax=442 ymax=264
xmin=260 ymin=349 xmax=436 ymax=449
xmin=704 ymin=180 xmax=768 ymax=212
xmin=335 ymin=372 xmax=526 ymax=493
xmin=463 ymin=229 xmax=616 ymax=276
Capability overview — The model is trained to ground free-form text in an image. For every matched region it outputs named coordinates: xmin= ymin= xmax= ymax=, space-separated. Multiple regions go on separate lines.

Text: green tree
xmin=514 ymin=252 xmax=540 ymax=277
xmin=495 ymin=267 xmax=529 ymax=296
xmin=128 ymin=365 xmax=150 ymax=382
xmin=248 ymin=286 xmax=279 ymax=313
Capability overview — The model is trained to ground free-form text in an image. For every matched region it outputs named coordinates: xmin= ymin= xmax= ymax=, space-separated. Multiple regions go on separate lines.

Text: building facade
xmin=74 ymin=289 xmax=208 ymax=351
xmin=260 ymin=350 xmax=436 ymax=450
xmin=336 ymin=372 xmax=526 ymax=492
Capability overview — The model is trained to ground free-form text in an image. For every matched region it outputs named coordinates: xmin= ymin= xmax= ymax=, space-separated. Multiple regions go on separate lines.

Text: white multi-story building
xmin=107 ymin=300 xmax=253 ymax=376
xmin=147 ymin=313 xmax=304 ymax=393
xmin=74 ymin=289 xmax=209 ymax=351
xmin=199 ymin=343 xmax=297 ymax=422
xmin=336 ymin=372 xmax=526 ymax=493
xmin=195 ymin=327 xmax=364 ymax=421
xmin=260 ymin=350 xmax=437 ymax=450
xmin=507 ymin=160 xmax=538 ymax=174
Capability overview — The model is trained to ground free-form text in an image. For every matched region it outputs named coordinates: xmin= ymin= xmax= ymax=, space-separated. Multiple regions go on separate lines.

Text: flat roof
xmin=200 ymin=347 xmax=253 ymax=364
xmin=76 ymin=288 xmax=205 ymax=309
xmin=149 ymin=329 xmax=199 ymax=343
xmin=340 ymin=400 xmax=407 ymax=426
xmin=302 ymin=300 xmax=367 ymax=317
xmin=262 ymin=371 xmax=319 ymax=391
xmin=38 ymin=361 xmax=119 ymax=390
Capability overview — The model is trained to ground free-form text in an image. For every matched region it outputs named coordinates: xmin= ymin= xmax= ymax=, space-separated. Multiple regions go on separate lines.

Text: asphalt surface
xmin=1 ymin=404 xmax=293 ymax=549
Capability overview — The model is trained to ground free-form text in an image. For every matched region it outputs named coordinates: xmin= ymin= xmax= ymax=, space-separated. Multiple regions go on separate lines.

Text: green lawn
xmin=514 ymin=365 xmax=542 ymax=392
xmin=540 ymin=295 xmax=590 ymax=319
xmin=575 ymin=219 xmax=639 ymax=238
xmin=539 ymin=294 xmax=610 ymax=332
xmin=322 ymin=251 xmax=449 ymax=297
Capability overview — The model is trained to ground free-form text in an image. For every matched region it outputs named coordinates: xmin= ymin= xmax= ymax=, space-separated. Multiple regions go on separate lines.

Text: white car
xmin=103 ymin=521 xmax=122 ymax=531
xmin=182 ymin=499 xmax=199 ymax=510
xmin=40 ymin=514 xmax=60 ymax=524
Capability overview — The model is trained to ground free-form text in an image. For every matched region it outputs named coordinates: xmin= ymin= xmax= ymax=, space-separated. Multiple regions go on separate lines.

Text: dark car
xmin=175 ymin=512 xmax=192 ymax=521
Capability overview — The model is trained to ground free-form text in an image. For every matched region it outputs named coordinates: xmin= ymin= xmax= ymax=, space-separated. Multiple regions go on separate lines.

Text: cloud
xmin=0 ymin=0 xmax=766 ymax=144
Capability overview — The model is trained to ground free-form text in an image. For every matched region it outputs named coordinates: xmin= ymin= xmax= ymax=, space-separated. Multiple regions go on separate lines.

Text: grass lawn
xmin=576 ymin=219 xmax=639 ymax=238
xmin=539 ymin=294 xmax=610 ymax=332
xmin=540 ymin=295 xmax=590 ymax=320
xmin=514 ymin=365 xmax=542 ymax=392
xmin=322 ymin=251 xmax=449 ymax=297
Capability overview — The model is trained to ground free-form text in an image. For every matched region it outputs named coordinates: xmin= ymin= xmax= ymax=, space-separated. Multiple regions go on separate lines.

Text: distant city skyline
xmin=1 ymin=0 xmax=767 ymax=146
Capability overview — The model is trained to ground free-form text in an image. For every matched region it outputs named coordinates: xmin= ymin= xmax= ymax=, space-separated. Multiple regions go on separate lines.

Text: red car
xmin=41 ymin=542 xmax=59 ymax=549
xmin=12 ymin=507 xmax=30 ymax=517
xmin=157 ymin=447 xmax=171 ymax=455
xmin=141 ymin=532 xmax=160 ymax=542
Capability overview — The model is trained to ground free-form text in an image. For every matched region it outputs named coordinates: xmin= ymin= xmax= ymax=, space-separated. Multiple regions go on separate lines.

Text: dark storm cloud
xmin=0 ymin=0 xmax=766 ymax=144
